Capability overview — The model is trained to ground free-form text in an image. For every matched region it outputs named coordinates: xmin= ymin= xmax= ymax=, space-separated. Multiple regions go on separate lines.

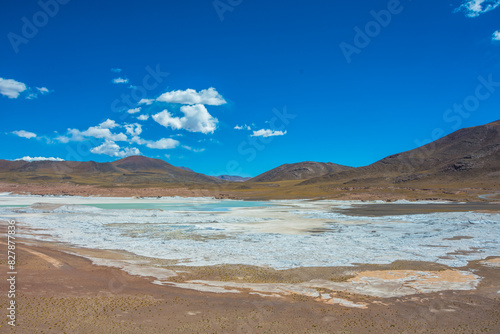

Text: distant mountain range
xmin=0 ymin=155 xmax=222 ymax=185
xmin=1 ymin=120 xmax=499 ymax=195
xmin=249 ymin=162 xmax=352 ymax=182
xmin=300 ymin=119 xmax=500 ymax=187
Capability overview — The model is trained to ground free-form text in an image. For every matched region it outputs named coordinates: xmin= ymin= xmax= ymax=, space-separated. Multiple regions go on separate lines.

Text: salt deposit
xmin=0 ymin=195 xmax=499 ymax=269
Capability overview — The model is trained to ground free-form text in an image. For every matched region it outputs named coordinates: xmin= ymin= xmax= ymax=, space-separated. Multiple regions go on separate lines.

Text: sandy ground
xmin=1 ymin=226 xmax=500 ymax=333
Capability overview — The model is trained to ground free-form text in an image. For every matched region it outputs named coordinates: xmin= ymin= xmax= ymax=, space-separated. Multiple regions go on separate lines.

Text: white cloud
xmin=111 ymin=68 xmax=122 ymax=73
xmin=12 ymin=130 xmax=37 ymax=139
xmin=182 ymin=145 xmax=205 ymax=153
xmin=146 ymin=138 xmax=180 ymax=149
xmin=455 ymin=0 xmax=500 ymax=17
xmin=0 ymin=78 xmax=27 ymax=99
xmin=493 ymin=30 xmax=500 ymax=41
xmin=124 ymin=123 xmax=142 ymax=136
xmin=15 ymin=156 xmax=64 ymax=162
xmin=55 ymin=135 xmax=70 ymax=143
xmin=91 ymin=140 xmax=140 ymax=157
xmin=89 ymin=129 xmax=126 ymax=141
xmin=36 ymin=87 xmax=50 ymax=94
xmin=130 ymin=134 xmax=179 ymax=150
xmin=26 ymin=86 xmax=52 ymax=100
xmin=62 ymin=129 xmax=84 ymax=141
xmin=99 ymin=119 xmax=119 ymax=129
xmin=56 ymin=118 xmax=182 ymax=155
xmin=152 ymin=104 xmax=218 ymax=134
xmin=234 ymin=124 xmax=251 ymax=130
xmin=112 ymin=77 xmax=129 ymax=84
xmin=58 ymin=119 xmax=179 ymax=153
xmin=0 ymin=78 xmax=51 ymax=99
xmin=138 ymin=98 xmax=154 ymax=105
xmin=137 ymin=114 xmax=149 ymax=121
xmin=251 ymin=129 xmax=287 ymax=137
xmin=82 ymin=127 xmax=127 ymax=141
xmin=156 ymin=87 xmax=226 ymax=105
xmin=127 ymin=107 xmax=141 ymax=114
xmin=60 ymin=119 xmax=127 ymax=142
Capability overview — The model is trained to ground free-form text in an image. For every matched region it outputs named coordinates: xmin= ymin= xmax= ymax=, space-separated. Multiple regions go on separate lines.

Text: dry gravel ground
xmin=1 ymin=228 xmax=499 ymax=333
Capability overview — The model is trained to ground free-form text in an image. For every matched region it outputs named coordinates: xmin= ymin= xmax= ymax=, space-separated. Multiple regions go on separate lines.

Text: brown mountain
xmin=112 ymin=155 xmax=173 ymax=171
xmin=0 ymin=156 xmax=222 ymax=185
xmin=301 ymin=119 xmax=500 ymax=187
xmin=177 ymin=166 xmax=195 ymax=173
xmin=0 ymin=160 xmax=120 ymax=174
xmin=111 ymin=156 xmax=222 ymax=184
xmin=250 ymin=162 xmax=353 ymax=182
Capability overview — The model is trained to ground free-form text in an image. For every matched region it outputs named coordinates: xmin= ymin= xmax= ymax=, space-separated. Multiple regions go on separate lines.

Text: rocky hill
xmin=250 ymin=162 xmax=353 ymax=182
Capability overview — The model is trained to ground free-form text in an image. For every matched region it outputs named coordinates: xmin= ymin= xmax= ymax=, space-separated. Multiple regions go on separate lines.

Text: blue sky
xmin=1 ymin=0 xmax=499 ymax=177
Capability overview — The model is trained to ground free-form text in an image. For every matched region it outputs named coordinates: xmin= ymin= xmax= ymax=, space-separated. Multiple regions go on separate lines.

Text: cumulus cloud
xmin=234 ymin=124 xmax=251 ymax=130
xmin=91 ymin=140 xmax=140 ymax=157
xmin=137 ymin=114 xmax=149 ymax=121
xmin=0 ymin=78 xmax=27 ymax=99
xmin=130 ymin=135 xmax=180 ymax=150
xmin=127 ymin=107 xmax=141 ymax=114
xmin=54 ymin=135 xmax=70 ymax=143
xmin=250 ymin=129 xmax=287 ymax=137
xmin=112 ymin=77 xmax=129 ymax=84
xmin=455 ymin=0 xmax=500 ymax=17
xmin=57 ymin=118 xmax=180 ymax=154
xmin=15 ymin=156 xmax=64 ymax=162
xmin=0 ymin=78 xmax=51 ymax=99
xmin=146 ymin=138 xmax=180 ymax=149
xmin=493 ymin=30 xmax=500 ymax=41
xmin=124 ymin=123 xmax=142 ymax=137
xmin=12 ymin=130 xmax=37 ymax=139
xmin=73 ymin=128 xmax=126 ymax=142
xmin=138 ymin=98 xmax=154 ymax=105
xmin=153 ymin=104 xmax=218 ymax=134
xmin=156 ymin=87 xmax=226 ymax=105
xmin=111 ymin=68 xmax=122 ymax=73
xmin=99 ymin=119 xmax=119 ymax=129
xmin=58 ymin=119 xmax=127 ymax=143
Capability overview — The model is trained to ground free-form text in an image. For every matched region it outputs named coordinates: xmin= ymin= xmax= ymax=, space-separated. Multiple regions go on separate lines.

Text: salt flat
xmin=1 ymin=194 xmax=499 ymax=270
